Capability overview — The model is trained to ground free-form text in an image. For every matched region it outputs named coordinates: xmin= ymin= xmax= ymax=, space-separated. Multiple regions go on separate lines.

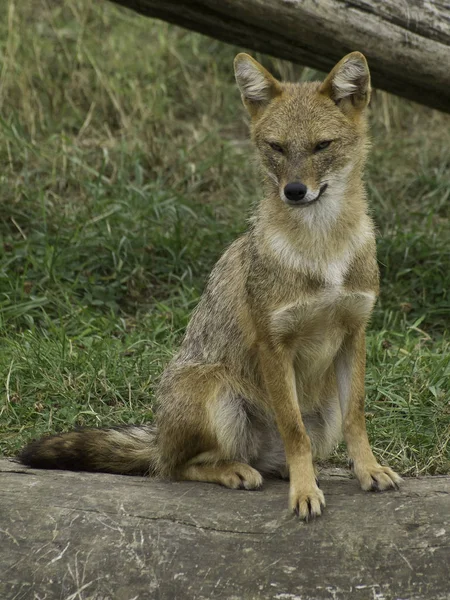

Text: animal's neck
xmin=252 ymin=174 xmax=372 ymax=284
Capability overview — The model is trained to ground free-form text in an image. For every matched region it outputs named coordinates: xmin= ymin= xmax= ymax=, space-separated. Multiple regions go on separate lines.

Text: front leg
xmin=335 ymin=328 xmax=402 ymax=491
xmin=259 ymin=343 xmax=325 ymax=520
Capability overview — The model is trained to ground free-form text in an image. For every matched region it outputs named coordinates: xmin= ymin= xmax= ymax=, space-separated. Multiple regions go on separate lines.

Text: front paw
xmin=353 ymin=462 xmax=402 ymax=492
xmin=289 ymin=483 xmax=325 ymax=520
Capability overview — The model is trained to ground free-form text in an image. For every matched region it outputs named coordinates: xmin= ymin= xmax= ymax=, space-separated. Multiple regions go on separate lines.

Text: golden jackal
xmin=20 ymin=52 xmax=401 ymax=520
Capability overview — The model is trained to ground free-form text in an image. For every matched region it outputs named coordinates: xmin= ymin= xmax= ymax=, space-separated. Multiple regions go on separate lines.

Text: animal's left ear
xmin=319 ymin=52 xmax=371 ymax=116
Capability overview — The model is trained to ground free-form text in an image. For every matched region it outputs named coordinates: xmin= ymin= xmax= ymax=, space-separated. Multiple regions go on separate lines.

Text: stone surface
xmin=1 ymin=458 xmax=449 ymax=600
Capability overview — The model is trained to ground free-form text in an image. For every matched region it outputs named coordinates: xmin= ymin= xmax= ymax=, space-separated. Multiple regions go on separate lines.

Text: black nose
xmin=284 ymin=181 xmax=307 ymax=203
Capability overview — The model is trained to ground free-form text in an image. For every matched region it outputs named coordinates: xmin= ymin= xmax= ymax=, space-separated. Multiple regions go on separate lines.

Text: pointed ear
xmin=234 ymin=53 xmax=282 ymax=117
xmin=319 ymin=52 xmax=371 ymax=115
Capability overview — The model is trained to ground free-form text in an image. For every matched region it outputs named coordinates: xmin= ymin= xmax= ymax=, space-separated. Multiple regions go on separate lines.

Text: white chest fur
xmin=268 ymin=232 xmax=354 ymax=286
xmin=266 ymin=215 xmax=374 ymax=287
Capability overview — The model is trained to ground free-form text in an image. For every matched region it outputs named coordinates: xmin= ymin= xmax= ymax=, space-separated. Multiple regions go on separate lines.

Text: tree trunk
xmin=2 ymin=458 xmax=450 ymax=599
xmin=108 ymin=0 xmax=450 ymax=113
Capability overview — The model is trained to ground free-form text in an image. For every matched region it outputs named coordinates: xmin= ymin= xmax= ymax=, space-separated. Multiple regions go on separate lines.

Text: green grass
xmin=1 ymin=0 xmax=449 ymax=475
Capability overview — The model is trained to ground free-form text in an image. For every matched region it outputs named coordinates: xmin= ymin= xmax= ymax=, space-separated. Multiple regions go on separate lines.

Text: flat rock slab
xmin=1 ymin=459 xmax=449 ymax=600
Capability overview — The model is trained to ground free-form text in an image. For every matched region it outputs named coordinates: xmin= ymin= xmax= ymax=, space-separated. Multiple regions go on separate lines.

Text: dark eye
xmin=314 ymin=140 xmax=332 ymax=152
xmin=268 ymin=142 xmax=284 ymax=154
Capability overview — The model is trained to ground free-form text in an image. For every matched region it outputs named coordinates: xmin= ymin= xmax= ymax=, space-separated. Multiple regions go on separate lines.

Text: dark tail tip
xmin=18 ymin=433 xmax=95 ymax=471
xmin=18 ymin=426 xmax=158 ymax=475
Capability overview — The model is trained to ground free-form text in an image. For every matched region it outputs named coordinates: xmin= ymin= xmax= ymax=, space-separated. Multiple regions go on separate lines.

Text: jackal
xmin=19 ymin=52 xmax=401 ymax=520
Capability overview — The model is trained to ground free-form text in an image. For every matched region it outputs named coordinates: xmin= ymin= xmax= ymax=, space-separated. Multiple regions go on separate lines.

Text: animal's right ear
xmin=234 ymin=54 xmax=282 ymax=117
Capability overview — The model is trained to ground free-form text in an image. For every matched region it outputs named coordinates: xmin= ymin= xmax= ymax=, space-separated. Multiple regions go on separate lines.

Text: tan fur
xmin=19 ymin=52 xmax=401 ymax=520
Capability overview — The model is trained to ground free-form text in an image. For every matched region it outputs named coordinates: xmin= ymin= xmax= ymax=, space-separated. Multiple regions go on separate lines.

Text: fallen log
xmin=1 ymin=458 xmax=449 ymax=599
xmin=108 ymin=0 xmax=450 ymax=113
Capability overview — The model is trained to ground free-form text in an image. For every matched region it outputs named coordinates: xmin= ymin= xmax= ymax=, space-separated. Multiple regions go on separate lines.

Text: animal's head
xmin=234 ymin=52 xmax=371 ymax=210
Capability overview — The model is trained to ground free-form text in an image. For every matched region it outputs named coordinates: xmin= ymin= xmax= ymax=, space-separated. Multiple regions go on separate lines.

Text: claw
xmin=370 ymin=475 xmax=381 ymax=492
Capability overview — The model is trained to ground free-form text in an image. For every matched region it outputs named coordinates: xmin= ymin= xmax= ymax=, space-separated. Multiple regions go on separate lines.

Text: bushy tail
xmin=18 ymin=425 xmax=158 ymax=475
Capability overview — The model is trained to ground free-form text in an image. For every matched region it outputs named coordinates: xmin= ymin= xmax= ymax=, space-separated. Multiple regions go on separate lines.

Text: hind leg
xmin=157 ymin=367 xmax=265 ymax=487
xmin=179 ymin=461 xmax=263 ymax=490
